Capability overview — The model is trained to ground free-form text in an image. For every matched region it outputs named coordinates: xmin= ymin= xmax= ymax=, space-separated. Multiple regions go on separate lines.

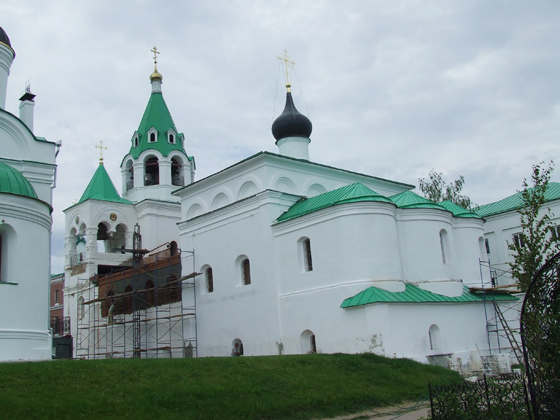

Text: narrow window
xmin=513 ymin=233 xmax=525 ymax=248
xmin=429 ymin=324 xmax=442 ymax=351
xmin=149 ymin=132 xmax=156 ymax=142
xmin=242 ymin=259 xmax=251 ymax=285
xmin=168 ymin=275 xmax=180 ymax=303
xmin=145 ymin=157 xmax=159 ymax=185
xmin=77 ymin=296 xmax=85 ymax=320
xmin=303 ymin=238 xmax=313 ymax=272
xmin=134 ymin=135 xmax=139 ymax=147
xmin=551 ymin=226 xmax=560 ymax=240
xmin=124 ymin=285 xmax=133 ymax=313
xmin=206 ymin=267 xmax=214 ymax=293
xmin=485 ymin=238 xmax=490 ymax=254
xmin=169 ymin=133 xmax=175 ymax=144
xmin=145 ymin=280 xmax=155 ymax=307
xmin=55 ymin=289 xmax=60 ymax=304
xmin=439 ymin=230 xmax=450 ymax=264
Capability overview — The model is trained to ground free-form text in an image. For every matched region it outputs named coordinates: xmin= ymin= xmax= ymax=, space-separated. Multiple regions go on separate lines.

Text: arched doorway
xmin=300 ymin=330 xmax=317 ymax=354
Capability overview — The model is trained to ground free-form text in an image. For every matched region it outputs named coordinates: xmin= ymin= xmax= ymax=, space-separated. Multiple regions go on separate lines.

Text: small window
xmin=148 ymin=128 xmax=158 ymax=143
xmin=133 ymin=134 xmax=139 ymax=147
xmin=513 ymin=233 xmax=525 ymax=248
xmin=429 ymin=324 xmax=442 ymax=351
xmin=242 ymin=259 xmax=251 ymax=285
xmin=302 ymin=238 xmax=313 ymax=272
xmin=439 ymin=229 xmax=450 ymax=265
xmin=55 ymin=289 xmax=60 ymax=304
xmin=206 ymin=267 xmax=214 ymax=293
xmin=169 ymin=133 xmax=175 ymax=144
xmin=485 ymin=238 xmax=490 ymax=254
xmin=124 ymin=285 xmax=133 ymax=313
xmin=551 ymin=226 xmax=560 ymax=240
xmin=145 ymin=280 xmax=155 ymax=307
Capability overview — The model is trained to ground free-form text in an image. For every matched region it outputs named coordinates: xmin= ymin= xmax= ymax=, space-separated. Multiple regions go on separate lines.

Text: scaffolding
xmin=475 ymin=259 xmax=524 ymax=365
xmin=76 ymin=248 xmax=198 ymax=359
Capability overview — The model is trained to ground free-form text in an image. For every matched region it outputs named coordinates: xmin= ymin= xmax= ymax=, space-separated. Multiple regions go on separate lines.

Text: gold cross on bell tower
xmin=278 ymin=49 xmax=295 ymax=91
xmin=151 ymin=46 xmax=160 ymax=65
xmin=95 ymin=140 xmax=108 ymax=164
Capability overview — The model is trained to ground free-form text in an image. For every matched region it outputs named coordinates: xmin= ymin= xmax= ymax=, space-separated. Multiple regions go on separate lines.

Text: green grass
xmin=0 ymin=353 xmax=462 ymax=420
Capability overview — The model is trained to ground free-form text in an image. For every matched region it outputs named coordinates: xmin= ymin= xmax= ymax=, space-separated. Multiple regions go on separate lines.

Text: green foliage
xmin=507 ymin=161 xmax=559 ymax=291
xmin=418 ymin=170 xmax=474 ymax=209
xmin=0 ymin=353 xmax=462 ymax=420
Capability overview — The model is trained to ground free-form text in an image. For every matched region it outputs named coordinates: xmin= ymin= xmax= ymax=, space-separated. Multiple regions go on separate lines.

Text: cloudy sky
xmin=2 ymin=1 xmax=559 ymax=274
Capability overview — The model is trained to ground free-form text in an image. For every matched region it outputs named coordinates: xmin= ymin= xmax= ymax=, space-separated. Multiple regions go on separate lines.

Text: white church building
xmin=0 ymin=27 xmax=59 ymax=361
xmin=60 ymin=49 xmax=520 ymax=371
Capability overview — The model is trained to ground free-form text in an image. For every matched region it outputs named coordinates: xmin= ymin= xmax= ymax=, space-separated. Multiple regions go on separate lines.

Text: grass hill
xmin=0 ymin=353 xmax=462 ymax=419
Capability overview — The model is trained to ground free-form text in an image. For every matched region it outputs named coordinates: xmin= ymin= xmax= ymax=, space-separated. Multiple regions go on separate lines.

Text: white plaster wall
xmin=180 ymin=193 xmax=283 ymax=357
xmin=397 ymin=209 xmax=454 ymax=282
xmin=451 ymin=218 xmax=489 ymax=287
xmin=0 ymin=194 xmax=52 ymax=361
xmin=273 ymin=202 xmax=402 ymax=297
xmin=361 ymin=302 xmax=492 ymax=366
xmin=482 ymin=203 xmax=560 ymax=286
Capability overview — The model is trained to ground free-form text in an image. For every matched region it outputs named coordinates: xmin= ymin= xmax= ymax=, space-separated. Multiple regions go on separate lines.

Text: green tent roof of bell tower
xmin=128 ymin=91 xmax=186 ymax=159
xmin=78 ymin=163 xmax=132 ymax=205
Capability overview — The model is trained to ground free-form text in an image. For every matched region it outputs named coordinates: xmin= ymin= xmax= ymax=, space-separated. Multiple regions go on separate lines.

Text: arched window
xmin=145 ymin=157 xmax=159 ymax=186
xmin=77 ymin=296 xmax=85 ymax=320
xmin=205 ymin=267 xmax=214 ymax=293
xmin=439 ymin=229 xmax=450 ymax=265
xmin=429 ymin=324 xmax=442 ymax=351
xmin=299 ymin=237 xmax=313 ymax=272
xmin=145 ymin=280 xmax=155 ymax=307
xmin=133 ymin=133 xmax=139 ymax=147
xmin=123 ymin=285 xmax=133 ymax=313
xmin=97 ymin=223 xmax=110 ymax=253
xmin=169 ymin=241 xmax=178 ymax=256
xmin=231 ymin=338 xmax=244 ymax=356
xmin=125 ymin=160 xmax=134 ymax=191
xmin=102 ymin=290 xmax=114 ymax=318
xmin=148 ymin=128 xmax=157 ymax=143
xmin=171 ymin=157 xmax=183 ymax=186
xmin=242 ymin=258 xmax=251 ymax=285
xmin=108 ymin=224 xmax=127 ymax=253
xmin=166 ymin=275 xmax=181 ymax=303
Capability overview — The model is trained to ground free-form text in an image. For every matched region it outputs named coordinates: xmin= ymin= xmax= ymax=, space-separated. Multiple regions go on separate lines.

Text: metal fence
xmin=429 ymin=373 xmax=530 ymax=419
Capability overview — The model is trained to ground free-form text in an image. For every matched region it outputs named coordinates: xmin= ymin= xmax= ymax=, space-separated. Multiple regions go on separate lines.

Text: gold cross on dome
xmin=278 ymin=49 xmax=295 ymax=88
xmin=151 ymin=46 xmax=160 ymax=64
xmin=95 ymin=140 xmax=108 ymax=163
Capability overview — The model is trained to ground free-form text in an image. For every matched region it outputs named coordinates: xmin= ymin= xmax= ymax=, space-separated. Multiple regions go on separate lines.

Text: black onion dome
xmin=272 ymin=91 xmax=312 ymax=142
xmin=0 ymin=27 xmax=14 ymax=56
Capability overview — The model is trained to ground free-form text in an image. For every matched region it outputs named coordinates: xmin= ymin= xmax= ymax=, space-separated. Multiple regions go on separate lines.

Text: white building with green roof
xmin=170 ymin=82 xmax=513 ymax=370
xmin=60 ymin=51 xmax=521 ymax=370
xmin=0 ymin=27 xmax=59 ymax=361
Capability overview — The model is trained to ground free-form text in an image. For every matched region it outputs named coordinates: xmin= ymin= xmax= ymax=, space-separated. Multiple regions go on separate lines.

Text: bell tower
xmin=121 ymin=47 xmax=195 ymax=204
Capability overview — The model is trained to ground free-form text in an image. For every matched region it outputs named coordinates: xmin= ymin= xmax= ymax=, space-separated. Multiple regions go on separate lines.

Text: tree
xmin=508 ymin=161 xmax=559 ymax=292
xmin=418 ymin=169 xmax=474 ymax=209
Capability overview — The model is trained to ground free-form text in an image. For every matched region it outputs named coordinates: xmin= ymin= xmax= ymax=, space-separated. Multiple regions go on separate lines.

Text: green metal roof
xmin=128 ymin=92 xmax=186 ymax=159
xmin=389 ymin=190 xmax=446 ymax=210
xmin=0 ymin=161 xmax=37 ymax=198
xmin=476 ymin=182 xmax=560 ymax=217
xmin=276 ymin=183 xmax=393 ymax=223
xmin=341 ymin=284 xmax=519 ymax=308
xmin=439 ymin=200 xmax=481 ymax=218
xmin=78 ymin=163 xmax=133 ymax=205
